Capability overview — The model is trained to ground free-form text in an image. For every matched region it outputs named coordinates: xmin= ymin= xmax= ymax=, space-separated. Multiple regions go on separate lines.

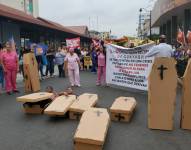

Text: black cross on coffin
xmin=124 ymin=98 xmax=129 ymax=102
xmin=31 ymin=57 xmax=35 ymax=66
xmin=157 ymin=65 xmax=168 ymax=80
xmin=115 ymin=113 xmax=125 ymax=122
xmin=94 ymin=110 xmax=103 ymax=117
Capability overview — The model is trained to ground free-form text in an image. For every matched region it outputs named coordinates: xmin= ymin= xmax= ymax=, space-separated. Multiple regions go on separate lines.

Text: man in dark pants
xmin=91 ymin=47 xmax=97 ymax=73
xmin=46 ymin=47 xmax=55 ymax=77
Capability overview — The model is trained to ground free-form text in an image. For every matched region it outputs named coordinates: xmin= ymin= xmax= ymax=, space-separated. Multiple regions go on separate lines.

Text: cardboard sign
xmin=17 ymin=92 xmax=53 ymax=103
xmin=148 ymin=58 xmax=177 ymax=130
xmin=36 ymin=47 xmax=43 ymax=55
xmin=181 ymin=59 xmax=191 ymax=130
xmin=74 ymin=108 xmax=110 ymax=150
xmin=69 ymin=93 xmax=98 ymax=120
xmin=44 ymin=95 xmax=76 ymax=116
xmin=110 ymin=97 xmax=137 ymax=122
xmin=66 ymin=37 xmax=80 ymax=49
xmin=84 ymin=56 xmax=92 ymax=66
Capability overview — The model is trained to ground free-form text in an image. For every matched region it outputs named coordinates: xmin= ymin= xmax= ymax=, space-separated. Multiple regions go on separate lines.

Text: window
xmin=25 ymin=0 xmax=33 ymax=15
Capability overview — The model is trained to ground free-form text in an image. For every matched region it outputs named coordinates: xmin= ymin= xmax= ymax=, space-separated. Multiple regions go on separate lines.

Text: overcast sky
xmin=39 ymin=0 xmax=154 ymax=38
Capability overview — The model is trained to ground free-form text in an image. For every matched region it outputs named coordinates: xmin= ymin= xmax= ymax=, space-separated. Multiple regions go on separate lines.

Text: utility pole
xmin=139 ymin=8 xmax=152 ymax=40
xmin=97 ymin=16 xmax=99 ymax=31
xmin=150 ymin=10 xmax=152 ymax=40
xmin=139 ymin=8 xmax=143 ymax=39
xmin=89 ymin=16 xmax=91 ymax=30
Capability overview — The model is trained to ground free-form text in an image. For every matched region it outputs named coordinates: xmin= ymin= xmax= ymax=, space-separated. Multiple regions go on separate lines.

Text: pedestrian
xmin=19 ymin=47 xmax=25 ymax=78
xmin=0 ymin=43 xmax=5 ymax=94
xmin=174 ymin=44 xmax=188 ymax=77
xmin=64 ymin=48 xmax=81 ymax=87
xmin=1 ymin=42 xmax=19 ymax=95
xmin=34 ymin=44 xmax=46 ymax=79
xmin=96 ymin=46 xmax=106 ymax=86
xmin=55 ymin=46 xmax=66 ymax=77
xmin=91 ymin=46 xmax=97 ymax=73
xmin=74 ymin=47 xmax=81 ymax=58
xmin=145 ymin=35 xmax=174 ymax=57
xmin=80 ymin=47 xmax=87 ymax=70
xmin=46 ymin=45 xmax=55 ymax=77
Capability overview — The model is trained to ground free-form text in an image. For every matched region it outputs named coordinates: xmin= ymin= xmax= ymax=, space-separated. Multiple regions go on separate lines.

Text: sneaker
xmin=76 ymin=84 xmax=81 ymax=87
xmin=71 ymin=84 xmax=74 ymax=87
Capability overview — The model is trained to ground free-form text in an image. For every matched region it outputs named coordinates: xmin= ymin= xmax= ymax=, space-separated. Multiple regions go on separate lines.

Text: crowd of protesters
xmin=0 ymin=39 xmax=107 ymax=95
xmin=2 ymin=32 xmax=191 ymax=95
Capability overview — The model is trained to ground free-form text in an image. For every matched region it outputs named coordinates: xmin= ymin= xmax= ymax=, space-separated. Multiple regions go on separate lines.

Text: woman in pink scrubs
xmin=64 ymin=48 xmax=81 ymax=87
xmin=97 ymin=46 xmax=106 ymax=86
xmin=1 ymin=42 xmax=19 ymax=95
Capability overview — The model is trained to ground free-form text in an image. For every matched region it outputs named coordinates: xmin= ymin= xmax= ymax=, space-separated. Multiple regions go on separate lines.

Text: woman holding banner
xmin=64 ymin=48 xmax=81 ymax=87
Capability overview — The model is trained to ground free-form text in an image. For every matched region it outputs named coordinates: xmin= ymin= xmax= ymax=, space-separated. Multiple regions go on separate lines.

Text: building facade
xmin=66 ymin=26 xmax=90 ymax=37
xmin=100 ymin=32 xmax=110 ymax=40
xmin=0 ymin=0 xmax=39 ymax=17
xmin=138 ymin=12 xmax=150 ymax=38
xmin=89 ymin=30 xmax=101 ymax=39
xmin=152 ymin=0 xmax=191 ymax=44
xmin=143 ymin=19 xmax=160 ymax=38
xmin=0 ymin=4 xmax=91 ymax=50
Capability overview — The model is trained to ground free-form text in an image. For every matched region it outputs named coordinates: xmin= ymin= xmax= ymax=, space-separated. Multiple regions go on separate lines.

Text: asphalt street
xmin=0 ymin=72 xmax=191 ymax=150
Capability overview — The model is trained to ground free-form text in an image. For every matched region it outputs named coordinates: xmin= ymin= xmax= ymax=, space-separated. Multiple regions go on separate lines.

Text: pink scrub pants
xmin=68 ymin=68 xmax=80 ymax=86
xmin=97 ymin=66 xmax=106 ymax=85
xmin=5 ymin=69 xmax=17 ymax=92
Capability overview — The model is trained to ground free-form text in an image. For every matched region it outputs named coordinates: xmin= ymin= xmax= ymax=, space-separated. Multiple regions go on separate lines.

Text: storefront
xmin=0 ymin=4 xmax=91 ymax=50
xmin=152 ymin=0 xmax=191 ymax=44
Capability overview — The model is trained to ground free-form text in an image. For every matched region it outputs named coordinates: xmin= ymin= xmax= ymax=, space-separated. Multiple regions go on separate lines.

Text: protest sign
xmin=84 ymin=56 xmax=92 ymax=66
xmin=106 ymin=43 xmax=155 ymax=91
xmin=66 ymin=37 xmax=80 ymax=49
xmin=34 ymin=44 xmax=48 ymax=56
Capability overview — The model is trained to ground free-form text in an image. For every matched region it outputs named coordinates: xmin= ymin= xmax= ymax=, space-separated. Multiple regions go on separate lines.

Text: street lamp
xmin=139 ymin=8 xmax=143 ymax=39
xmin=139 ymin=8 xmax=152 ymax=40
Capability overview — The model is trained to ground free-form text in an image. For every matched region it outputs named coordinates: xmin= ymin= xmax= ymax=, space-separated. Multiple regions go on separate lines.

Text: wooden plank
xmin=17 ymin=92 xmax=53 ymax=103
xmin=74 ymin=108 xmax=110 ymax=147
xmin=110 ymin=97 xmax=137 ymax=122
xmin=23 ymin=53 xmax=40 ymax=92
xmin=181 ymin=59 xmax=191 ymax=130
xmin=74 ymin=142 xmax=102 ymax=150
xmin=110 ymin=97 xmax=137 ymax=114
xmin=23 ymin=64 xmax=32 ymax=93
xmin=70 ymin=93 xmax=98 ymax=113
xmin=148 ymin=58 xmax=177 ymax=130
xmin=44 ymin=95 xmax=76 ymax=116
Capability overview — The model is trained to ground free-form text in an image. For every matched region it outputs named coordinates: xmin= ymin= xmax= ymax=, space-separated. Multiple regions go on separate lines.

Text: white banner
xmin=106 ymin=43 xmax=155 ymax=91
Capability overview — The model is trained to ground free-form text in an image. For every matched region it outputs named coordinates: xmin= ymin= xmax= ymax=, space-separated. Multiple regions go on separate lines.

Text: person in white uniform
xmin=145 ymin=35 xmax=174 ymax=58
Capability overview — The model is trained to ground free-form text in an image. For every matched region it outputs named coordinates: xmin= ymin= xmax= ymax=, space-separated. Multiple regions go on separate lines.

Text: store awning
xmin=0 ymin=4 xmax=90 ymax=39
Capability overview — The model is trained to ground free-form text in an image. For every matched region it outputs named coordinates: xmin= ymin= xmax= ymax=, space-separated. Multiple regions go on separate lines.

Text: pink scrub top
xmin=98 ymin=52 xmax=106 ymax=67
xmin=0 ymin=51 xmax=4 ymax=65
xmin=65 ymin=53 xmax=79 ymax=70
xmin=2 ymin=51 xmax=18 ymax=70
